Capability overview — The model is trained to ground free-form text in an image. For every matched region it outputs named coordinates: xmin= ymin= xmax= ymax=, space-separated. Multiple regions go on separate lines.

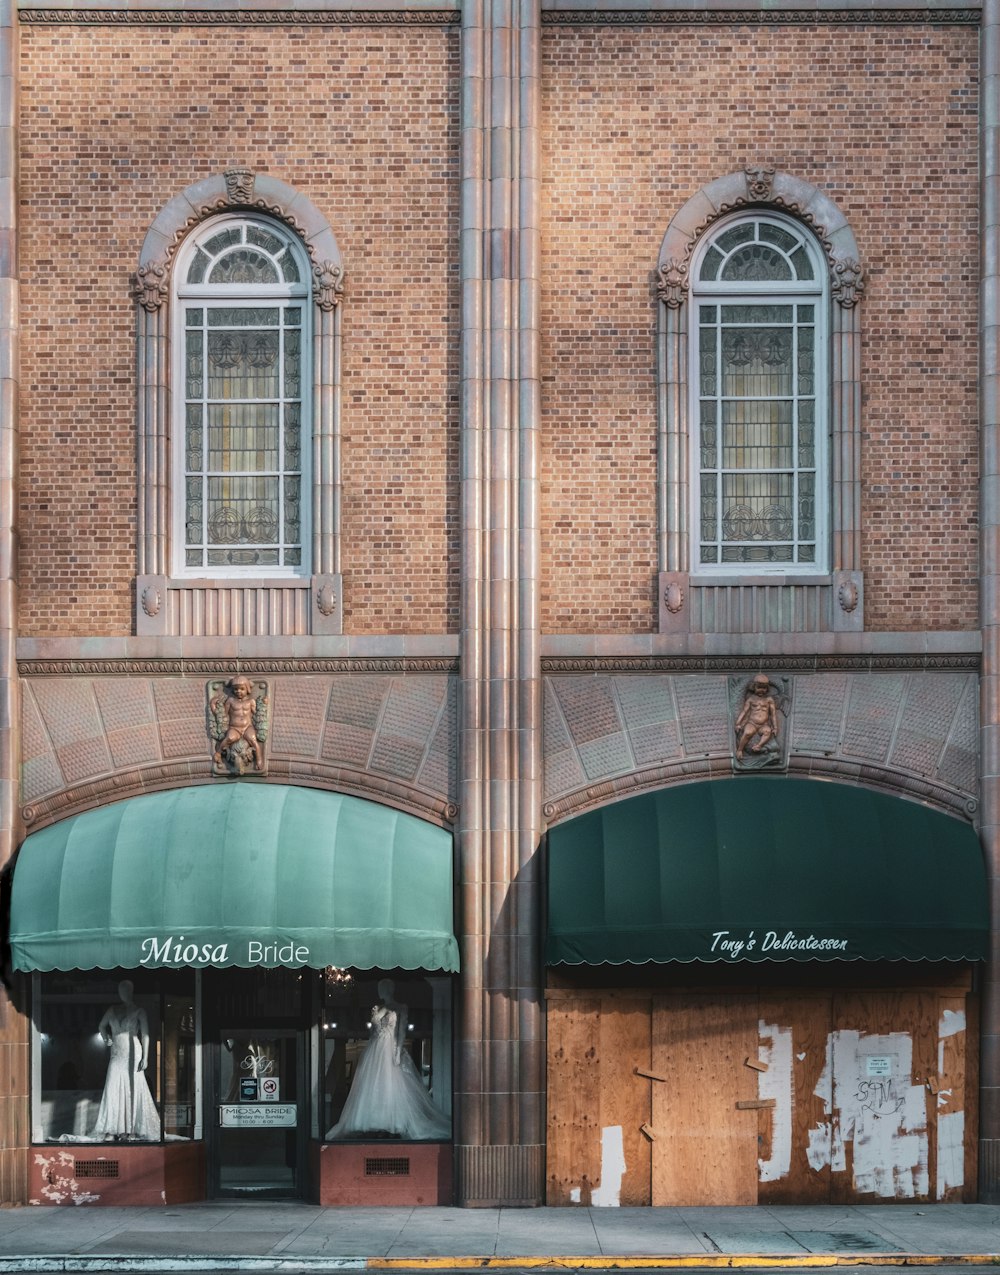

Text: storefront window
xmin=34 ymin=971 xmax=196 ymax=1144
xmin=322 ymin=971 xmax=452 ymax=1141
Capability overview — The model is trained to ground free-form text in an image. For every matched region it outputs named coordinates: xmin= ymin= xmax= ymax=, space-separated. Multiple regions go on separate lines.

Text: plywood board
xmin=651 ymin=993 xmax=758 ymax=1206
xmin=964 ymin=988 xmax=979 ymax=1200
xmin=546 ymin=996 xmax=602 ymax=1204
xmin=830 ymin=990 xmax=933 ymax=1203
xmin=598 ymin=996 xmax=652 ymax=1206
xmin=936 ymin=992 xmax=968 ymax=1202
xmin=757 ymin=992 xmax=832 ymax=1205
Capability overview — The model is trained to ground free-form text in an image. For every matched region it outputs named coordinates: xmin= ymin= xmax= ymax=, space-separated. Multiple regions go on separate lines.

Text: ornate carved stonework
xmin=313 ymin=260 xmax=345 ymax=311
xmin=540 ymin=8 xmax=977 ymax=21
xmin=208 ymin=675 xmax=270 ymax=776
xmin=139 ymin=583 xmax=162 ymax=618
xmin=663 ymin=579 xmax=685 ymax=615
xmin=224 ymin=167 xmax=256 ymax=204
xmin=744 ymin=165 xmax=776 ymax=201
xmin=838 ymin=577 xmax=860 ymax=614
xmin=831 ymin=257 xmax=865 ymax=308
xmin=315 ymin=580 xmax=338 ymax=618
xmin=130 ymin=262 xmax=169 ymax=313
xmin=730 ymin=673 xmax=790 ymax=770
xmin=22 ymin=8 xmax=461 ymax=23
xmin=656 ymin=258 xmax=688 ymax=308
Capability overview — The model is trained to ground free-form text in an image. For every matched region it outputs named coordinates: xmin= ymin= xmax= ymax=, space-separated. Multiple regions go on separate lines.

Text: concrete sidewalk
xmin=0 ymin=1203 xmax=998 ymax=1272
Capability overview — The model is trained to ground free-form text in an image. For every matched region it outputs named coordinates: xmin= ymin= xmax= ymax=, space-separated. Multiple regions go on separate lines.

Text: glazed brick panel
xmin=18 ymin=24 xmax=460 ymax=637
xmin=540 ymin=23 xmax=979 ymax=633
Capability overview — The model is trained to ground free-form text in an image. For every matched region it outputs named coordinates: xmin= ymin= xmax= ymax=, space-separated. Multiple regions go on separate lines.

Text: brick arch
xmin=542 ymin=757 xmax=976 ymax=830
xmin=656 ymin=168 xmax=863 ymax=304
xmin=21 ymin=768 xmax=456 ymax=837
xmin=137 ymin=169 xmax=342 ymax=283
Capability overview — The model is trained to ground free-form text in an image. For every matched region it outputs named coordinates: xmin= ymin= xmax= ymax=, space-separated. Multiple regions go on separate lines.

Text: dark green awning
xmin=546 ymin=778 xmax=988 ymax=965
xmin=9 ymin=784 xmax=459 ymax=973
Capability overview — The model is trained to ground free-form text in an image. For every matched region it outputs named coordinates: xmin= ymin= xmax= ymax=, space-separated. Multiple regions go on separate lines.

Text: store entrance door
xmin=213 ymin=1028 xmax=305 ymax=1198
xmin=204 ymin=968 xmax=311 ymax=1200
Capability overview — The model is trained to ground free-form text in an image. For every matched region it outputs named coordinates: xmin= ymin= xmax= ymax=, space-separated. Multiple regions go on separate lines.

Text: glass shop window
xmin=34 ymin=971 xmax=196 ymax=1144
xmin=322 ymin=970 xmax=452 ymax=1142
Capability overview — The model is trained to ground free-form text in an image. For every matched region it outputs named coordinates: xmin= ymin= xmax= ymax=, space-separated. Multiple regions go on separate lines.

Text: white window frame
xmin=171 ymin=214 xmax=313 ymax=581
xmin=687 ymin=211 xmax=829 ymax=580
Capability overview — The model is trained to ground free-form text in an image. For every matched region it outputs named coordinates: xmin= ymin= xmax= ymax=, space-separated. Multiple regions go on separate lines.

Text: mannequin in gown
xmin=326 ymin=980 xmax=450 ymax=1140
xmin=90 ymin=980 xmax=161 ymax=1140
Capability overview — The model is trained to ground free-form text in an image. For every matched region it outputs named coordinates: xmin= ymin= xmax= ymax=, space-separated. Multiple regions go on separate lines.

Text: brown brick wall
xmin=18 ymin=24 xmax=460 ymax=637
xmin=18 ymin=23 xmax=981 ymax=640
xmin=540 ymin=22 xmax=980 ymax=633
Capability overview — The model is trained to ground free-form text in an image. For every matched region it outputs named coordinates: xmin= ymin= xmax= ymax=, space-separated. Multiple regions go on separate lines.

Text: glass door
xmin=213 ymin=1028 xmax=304 ymax=1198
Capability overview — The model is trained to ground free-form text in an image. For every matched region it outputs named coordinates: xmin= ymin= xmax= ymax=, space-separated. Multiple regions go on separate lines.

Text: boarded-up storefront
xmin=545 ymin=779 xmax=987 ymax=1206
xmin=546 ymin=976 xmax=977 ymax=1205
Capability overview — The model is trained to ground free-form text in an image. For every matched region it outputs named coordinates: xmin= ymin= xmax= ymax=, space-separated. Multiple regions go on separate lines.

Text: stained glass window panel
xmin=180 ymin=219 xmax=308 ymax=574
xmin=694 ymin=217 xmax=823 ymax=570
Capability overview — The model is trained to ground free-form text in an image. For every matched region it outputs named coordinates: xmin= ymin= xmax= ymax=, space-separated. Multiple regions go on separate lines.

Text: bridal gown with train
xmin=327 ymin=1006 xmax=450 ymax=1140
xmin=90 ymin=1006 xmax=161 ymax=1140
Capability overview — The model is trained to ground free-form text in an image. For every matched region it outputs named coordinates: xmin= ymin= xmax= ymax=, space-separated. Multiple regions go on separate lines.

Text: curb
xmin=0 ymin=1256 xmax=998 ymax=1273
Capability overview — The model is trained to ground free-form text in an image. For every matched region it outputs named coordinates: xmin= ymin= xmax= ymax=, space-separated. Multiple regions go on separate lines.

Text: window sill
xmin=136 ymin=573 xmax=342 ymax=638
xmin=690 ymin=573 xmax=832 ymax=588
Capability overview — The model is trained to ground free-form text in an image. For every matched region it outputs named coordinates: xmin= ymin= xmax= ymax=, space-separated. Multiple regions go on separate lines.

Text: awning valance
xmin=9 ymin=784 xmax=459 ymax=973
xmin=546 ymin=778 xmax=988 ymax=965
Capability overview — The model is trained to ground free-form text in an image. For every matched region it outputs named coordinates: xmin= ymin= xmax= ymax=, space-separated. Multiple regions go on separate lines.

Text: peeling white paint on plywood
xmin=935 ymin=1005 xmax=966 ymax=1196
xmin=806 ymin=1120 xmax=832 ymax=1171
xmin=758 ymin=1021 xmax=792 ymax=1183
xmin=937 ymin=1110 xmax=965 ymax=1196
xmin=590 ymin=1125 xmax=626 ymax=1207
xmin=810 ymin=1030 xmax=928 ymax=1199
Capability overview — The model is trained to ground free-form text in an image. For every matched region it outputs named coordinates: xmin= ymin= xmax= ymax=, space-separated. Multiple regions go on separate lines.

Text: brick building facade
xmin=0 ymin=0 xmax=994 ymax=1207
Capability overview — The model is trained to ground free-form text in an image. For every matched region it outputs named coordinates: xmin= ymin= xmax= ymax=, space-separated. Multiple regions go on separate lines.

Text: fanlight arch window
xmin=690 ymin=213 xmax=828 ymax=574
xmin=173 ymin=216 xmax=311 ymax=576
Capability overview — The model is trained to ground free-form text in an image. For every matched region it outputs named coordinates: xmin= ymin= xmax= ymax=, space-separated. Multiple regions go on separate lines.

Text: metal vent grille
xmin=365 ymin=1157 xmax=410 ymax=1177
xmin=74 ymin=1160 xmax=120 ymax=1179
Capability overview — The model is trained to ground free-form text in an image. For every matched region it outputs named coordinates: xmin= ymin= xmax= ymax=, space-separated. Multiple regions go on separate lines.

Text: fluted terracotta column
xmin=456 ymin=0 xmax=544 ymax=1207
xmin=981 ymin=0 xmax=1000 ymax=1202
xmin=0 ymin=0 xmax=26 ymax=1205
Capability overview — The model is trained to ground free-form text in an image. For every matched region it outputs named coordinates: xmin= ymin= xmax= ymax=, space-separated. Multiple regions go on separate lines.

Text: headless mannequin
xmin=326 ymin=979 xmax=449 ymax=1140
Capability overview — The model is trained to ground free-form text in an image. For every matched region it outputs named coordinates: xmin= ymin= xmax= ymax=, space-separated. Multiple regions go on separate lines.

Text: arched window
xmin=133 ymin=171 xmax=344 ymax=637
xmin=690 ymin=213 xmax=827 ymax=574
xmin=174 ymin=216 xmax=311 ymax=576
xmin=656 ymin=169 xmax=864 ymax=635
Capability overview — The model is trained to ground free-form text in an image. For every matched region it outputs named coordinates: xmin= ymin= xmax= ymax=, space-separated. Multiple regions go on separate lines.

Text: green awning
xmin=9 ymin=784 xmax=459 ymax=973
xmin=546 ymin=778 xmax=988 ymax=965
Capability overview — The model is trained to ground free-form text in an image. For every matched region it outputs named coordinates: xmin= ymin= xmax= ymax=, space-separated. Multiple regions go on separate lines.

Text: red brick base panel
xmin=311 ymin=1140 xmax=452 ymax=1205
xmin=29 ymin=1141 xmax=205 ymax=1205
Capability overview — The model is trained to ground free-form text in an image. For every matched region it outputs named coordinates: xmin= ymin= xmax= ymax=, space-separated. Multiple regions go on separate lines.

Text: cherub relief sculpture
xmin=730 ymin=673 xmax=790 ymax=770
xmin=208 ymin=675 xmax=270 ymax=776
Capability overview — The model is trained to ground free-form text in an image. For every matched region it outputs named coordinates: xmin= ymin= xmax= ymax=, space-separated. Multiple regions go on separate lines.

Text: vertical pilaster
xmin=457 ymin=0 xmax=543 ymax=1207
xmin=981 ymin=0 xmax=1000 ymax=1202
xmin=0 ymin=0 xmax=27 ymax=1206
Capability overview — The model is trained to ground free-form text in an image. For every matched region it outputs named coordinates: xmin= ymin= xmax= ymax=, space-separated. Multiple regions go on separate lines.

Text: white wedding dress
xmin=90 ymin=1006 xmax=161 ymax=1140
xmin=327 ymin=1005 xmax=450 ymax=1140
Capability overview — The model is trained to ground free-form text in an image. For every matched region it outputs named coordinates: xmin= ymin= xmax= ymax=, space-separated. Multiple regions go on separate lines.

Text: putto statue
xmin=208 ymin=675 xmax=270 ymax=776
xmin=731 ymin=673 xmax=789 ymax=770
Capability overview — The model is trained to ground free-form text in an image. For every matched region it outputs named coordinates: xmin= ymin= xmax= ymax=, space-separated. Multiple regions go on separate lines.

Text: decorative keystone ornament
xmin=224 ymin=167 xmax=256 ymax=204
xmin=744 ymin=165 xmax=776 ymax=201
